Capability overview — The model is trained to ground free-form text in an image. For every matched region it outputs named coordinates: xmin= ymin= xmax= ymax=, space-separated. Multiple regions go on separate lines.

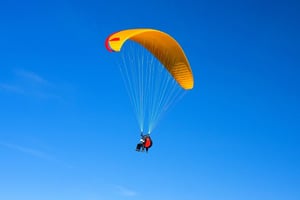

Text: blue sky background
xmin=0 ymin=0 xmax=299 ymax=199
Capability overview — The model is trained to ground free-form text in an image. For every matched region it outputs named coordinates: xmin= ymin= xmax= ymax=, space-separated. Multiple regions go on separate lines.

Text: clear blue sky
xmin=1 ymin=0 xmax=299 ymax=199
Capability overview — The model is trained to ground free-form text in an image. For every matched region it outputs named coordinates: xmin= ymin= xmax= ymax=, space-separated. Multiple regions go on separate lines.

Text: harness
xmin=144 ymin=137 xmax=152 ymax=148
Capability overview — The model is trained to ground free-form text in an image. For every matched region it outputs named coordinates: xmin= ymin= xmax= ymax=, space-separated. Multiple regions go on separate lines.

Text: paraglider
xmin=136 ymin=132 xmax=153 ymax=153
xmin=105 ymin=28 xmax=193 ymax=152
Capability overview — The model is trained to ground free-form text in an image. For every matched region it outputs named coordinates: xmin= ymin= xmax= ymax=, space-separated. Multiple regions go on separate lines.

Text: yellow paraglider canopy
xmin=105 ymin=28 xmax=194 ymax=90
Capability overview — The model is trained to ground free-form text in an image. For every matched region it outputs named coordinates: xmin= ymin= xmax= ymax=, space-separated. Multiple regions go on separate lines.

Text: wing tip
xmin=105 ymin=32 xmax=120 ymax=52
